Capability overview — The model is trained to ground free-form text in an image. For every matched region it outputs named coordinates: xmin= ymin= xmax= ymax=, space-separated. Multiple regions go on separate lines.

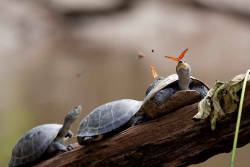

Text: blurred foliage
xmin=0 ymin=105 xmax=34 ymax=166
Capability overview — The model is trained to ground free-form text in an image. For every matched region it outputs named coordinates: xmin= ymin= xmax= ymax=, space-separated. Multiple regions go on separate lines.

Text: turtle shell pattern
xmin=140 ymin=74 xmax=209 ymax=118
xmin=77 ymin=99 xmax=142 ymax=137
xmin=9 ymin=124 xmax=62 ymax=167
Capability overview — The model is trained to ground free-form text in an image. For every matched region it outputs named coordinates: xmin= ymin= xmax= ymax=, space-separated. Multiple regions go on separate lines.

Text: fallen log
xmin=34 ymin=82 xmax=250 ymax=167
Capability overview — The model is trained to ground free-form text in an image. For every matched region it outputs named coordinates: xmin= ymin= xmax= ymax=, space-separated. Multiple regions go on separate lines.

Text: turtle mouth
xmin=176 ymin=62 xmax=189 ymax=71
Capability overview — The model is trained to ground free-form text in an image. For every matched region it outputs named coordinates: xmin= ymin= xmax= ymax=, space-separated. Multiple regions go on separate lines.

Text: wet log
xmin=34 ymin=82 xmax=250 ymax=167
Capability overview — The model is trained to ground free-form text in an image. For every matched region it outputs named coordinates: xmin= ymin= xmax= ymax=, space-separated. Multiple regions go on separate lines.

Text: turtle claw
xmin=66 ymin=144 xmax=74 ymax=151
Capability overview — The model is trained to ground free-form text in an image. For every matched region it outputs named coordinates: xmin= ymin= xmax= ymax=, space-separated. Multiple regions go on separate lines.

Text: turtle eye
xmin=75 ymin=105 xmax=82 ymax=110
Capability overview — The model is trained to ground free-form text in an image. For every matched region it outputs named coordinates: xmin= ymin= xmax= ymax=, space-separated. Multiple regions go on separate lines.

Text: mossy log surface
xmin=34 ymin=82 xmax=250 ymax=167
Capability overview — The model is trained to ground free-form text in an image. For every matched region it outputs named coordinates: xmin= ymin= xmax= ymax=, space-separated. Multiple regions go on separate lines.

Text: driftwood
xmin=34 ymin=82 xmax=250 ymax=167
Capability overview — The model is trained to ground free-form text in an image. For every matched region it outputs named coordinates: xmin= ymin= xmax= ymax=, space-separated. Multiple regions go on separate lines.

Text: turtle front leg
xmin=46 ymin=142 xmax=63 ymax=154
xmin=47 ymin=141 xmax=73 ymax=154
xmin=129 ymin=112 xmax=146 ymax=126
xmin=54 ymin=141 xmax=73 ymax=152
xmin=65 ymin=130 xmax=73 ymax=138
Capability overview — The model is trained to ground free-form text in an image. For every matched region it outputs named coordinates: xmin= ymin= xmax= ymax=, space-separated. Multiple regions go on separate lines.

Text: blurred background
xmin=0 ymin=0 xmax=250 ymax=166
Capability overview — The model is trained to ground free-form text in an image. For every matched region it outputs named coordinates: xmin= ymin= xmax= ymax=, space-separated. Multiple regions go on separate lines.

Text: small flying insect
xmin=138 ymin=52 xmax=145 ymax=59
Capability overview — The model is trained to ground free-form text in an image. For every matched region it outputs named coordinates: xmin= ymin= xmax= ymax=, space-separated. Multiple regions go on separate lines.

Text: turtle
xmin=9 ymin=105 xmax=82 ymax=167
xmin=145 ymin=76 xmax=165 ymax=96
xmin=139 ymin=49 xmax=209 ymax=119
xmin=77 ymin=99 xmax=143 ymax=145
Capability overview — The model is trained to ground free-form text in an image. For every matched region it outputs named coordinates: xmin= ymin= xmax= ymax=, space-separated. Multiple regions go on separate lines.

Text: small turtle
xmin=9 ymin=106 xmax=82 ymax=167
xmin=77 ymin=99 xmax=143 ymax=145
xmin=139 ymin=49 xmax=209 ymax=119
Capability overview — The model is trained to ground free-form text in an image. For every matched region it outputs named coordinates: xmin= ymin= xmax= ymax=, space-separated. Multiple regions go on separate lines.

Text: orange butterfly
xmin=165 ymin=48 xmax=188 ymax=61
xmin=150 ymin=64 xmax=158 ymax=79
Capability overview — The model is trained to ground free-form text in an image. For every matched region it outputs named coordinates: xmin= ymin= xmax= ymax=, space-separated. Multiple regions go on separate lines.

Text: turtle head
xmin=56 ymin=106 xmax=82 ymax=140
xmin=176 ymin=60 xmax=191 ymax=90
xmin=165 ymin=49 xmax=191 ymax=90
xmin=176 ymin=60 xmax=191 ymax=74
xmin=65 ymin=105 xmax=82 ymax=123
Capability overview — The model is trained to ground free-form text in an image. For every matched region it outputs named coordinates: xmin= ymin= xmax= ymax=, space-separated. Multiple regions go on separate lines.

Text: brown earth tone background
xmin=0 ymin=0 xmax=250 ymax=166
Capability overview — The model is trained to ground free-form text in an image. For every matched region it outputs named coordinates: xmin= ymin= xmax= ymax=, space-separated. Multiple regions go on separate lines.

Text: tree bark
xmin=34 ymin=82 xmax=250 ymax=167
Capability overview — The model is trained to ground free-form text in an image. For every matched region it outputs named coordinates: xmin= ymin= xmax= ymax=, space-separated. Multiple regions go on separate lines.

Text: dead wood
xmin=34 ymin=82 xmax=250 ymax=167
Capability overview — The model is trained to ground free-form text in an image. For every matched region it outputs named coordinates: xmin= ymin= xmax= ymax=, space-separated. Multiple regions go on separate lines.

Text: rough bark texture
xmin=34 ymin=82 xmax=250 ymax=167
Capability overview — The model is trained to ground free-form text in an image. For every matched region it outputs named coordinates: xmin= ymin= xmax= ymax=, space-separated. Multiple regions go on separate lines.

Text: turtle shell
xmin=139 ymin=74 xmax=209 ymax=119
xmin=145 ymin=76 xmax=165 ymax=96
xmin=77 ymin=99 xmax=142 ymax=137
xmin=9 ymin=124 xmax=61 ymax=167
